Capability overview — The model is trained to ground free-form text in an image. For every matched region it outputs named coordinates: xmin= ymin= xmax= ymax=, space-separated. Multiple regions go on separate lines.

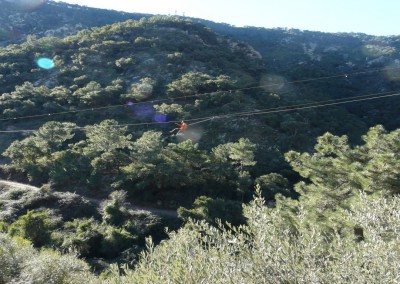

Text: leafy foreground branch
xmin=105 ymin=190 xmax=400 ymax=283
xmin=0 ymin=234 xmax=97 ymax=283
xmin=2 ymin=126 xmax=400 ymax=283
xmin=1 ymin=189 xmax=399 ymax=283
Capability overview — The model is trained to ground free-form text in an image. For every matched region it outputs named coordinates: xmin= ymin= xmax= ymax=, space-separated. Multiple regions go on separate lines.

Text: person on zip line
xmin=170 ymin=120 xmax=188 ymax=135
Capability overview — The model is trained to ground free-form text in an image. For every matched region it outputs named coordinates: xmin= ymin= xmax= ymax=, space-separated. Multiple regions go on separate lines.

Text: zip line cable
xmin=117 ymin=90 xmax=400 ymax=126
xmin=0 ymin=103 xmax=129 ymax=122
xmin=0 ymin=65 xmax=399 ymax=123
xmin=225 ymin=92 xmax=400 ymax=119
xmin=182 ymin=89 xmax=399 ymax=122
xmin=0 ymin=89 xmax=398 ymax=133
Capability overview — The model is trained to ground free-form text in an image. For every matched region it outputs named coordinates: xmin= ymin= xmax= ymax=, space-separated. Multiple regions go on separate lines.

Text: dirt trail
xmin=125 ymin=204 xmax=177 ymax=217
xmin=0 ymin=179 xmax=177 ymax=218
xmin=85 ymin=196 xmax=177 ymax=218
xmin=0 ymin=180 xmax=40 ymax=191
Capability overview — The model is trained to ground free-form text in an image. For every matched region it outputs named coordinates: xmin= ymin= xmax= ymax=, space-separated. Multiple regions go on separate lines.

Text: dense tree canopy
xmin=0 ymin=6 xmax=400 ymax=281
xmin=105 ymin=190 xmax=400 ymax=283
xmin=284 ymin=125 xmax=400 ymax=232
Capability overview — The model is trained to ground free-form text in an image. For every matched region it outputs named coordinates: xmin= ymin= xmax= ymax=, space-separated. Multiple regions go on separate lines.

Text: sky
xmin=50 ymin=0 xmax=399 ymax=36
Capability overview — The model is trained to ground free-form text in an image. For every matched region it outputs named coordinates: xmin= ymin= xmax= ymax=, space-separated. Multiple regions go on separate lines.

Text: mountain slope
xmin=2 ymin=0 xmax=399 ymax=131
xmin=0 ymin=16 xmax=369 ymax=177
xmin=1 ymin=2 xmax=400 ymax=273
xmin=0 ymin=0 xmax=149 ymax=45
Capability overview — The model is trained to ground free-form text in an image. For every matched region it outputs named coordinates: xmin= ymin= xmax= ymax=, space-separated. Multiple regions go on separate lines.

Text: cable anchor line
xmin=1 ymin=66 xmax=399 ymax=123
xmin=187 ymin=117 xmax=216 ymax=126
xmin=0 ymin=90 xmax=399 ymax=134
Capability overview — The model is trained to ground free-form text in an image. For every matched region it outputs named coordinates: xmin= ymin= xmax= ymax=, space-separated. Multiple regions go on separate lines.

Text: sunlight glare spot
xmin=36 ymin=57 xmax=55 ymax=70
xmin=259 ymin=74 xmax=286 ymax=93
xmin=132 ymin=104 xmax=155 ymax=118
xmin=154 ymin=113 xmax=167 ymax=123
xmin=385 ymin=61 xmax=400 ymax=82
xmin=12 ymin=0 xmax=45 ymax=11
xmin=176 ymin=127 xmax=204 ymax=143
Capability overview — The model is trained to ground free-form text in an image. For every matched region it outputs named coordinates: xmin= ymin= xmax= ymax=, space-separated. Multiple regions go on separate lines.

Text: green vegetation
xmin=106 ymin=191 xmax=400 ymax=283
xmin=2 ymin=124 xmax=400 ymax=282
xmin=0 ymin=5 xmax=399 ymax=282
xmin=0 ymin=233 xmax=97 ymax=283
xmin=103 ymin=126 xmax=400 ymax=282
xmin=2 ymin=121 xmax=259 ymax=205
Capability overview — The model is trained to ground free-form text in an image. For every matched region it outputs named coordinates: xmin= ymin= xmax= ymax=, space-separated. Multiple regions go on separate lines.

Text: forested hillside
xmin=0 ymin=0 xmax=149 ymax=45
xmin=3 ymin=127 xmax=400 ymax=282
xmin=209 ymin=24 xmax=400 ymax=129
xmin=2 ymin=0 xmax=399 ymax=130
xmin=0 ymin=1 xmax=400 ymax=282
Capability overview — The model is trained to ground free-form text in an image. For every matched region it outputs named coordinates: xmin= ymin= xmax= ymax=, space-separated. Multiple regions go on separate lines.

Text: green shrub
xmin=255 ymin=172 xmax=293 ymax=200
xmin=178 ymin=196 xmax=245 ymax=226
xmin=19 ymin=249 xmax=98 ymax=284
xmin=101 ymin=190 xmax=129 ymax=226
xmin=8 ymin=209 xmax=60 ymax=247
xmin=100 ymin=227 xmax=136 ymax=258
xmin=0 ymin=233 xmax=98 ymax=283
xmin=0 ymin=235 xmax=34 ymax=283
xmin=105 ymin=191 xmax=400 ymax=283
xmin=58 ymin=218 xmax=103 ymax=257
xmin=122 ymin=210 xmax=163 ymax=245
xmin=0 ymin=221 xmax=7 ymax=232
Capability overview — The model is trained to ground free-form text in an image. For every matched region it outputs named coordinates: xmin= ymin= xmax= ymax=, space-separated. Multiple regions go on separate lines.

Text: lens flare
xmin=36 ymin=57 xmax=55 ymax=70
xmin=12 ymin=0 xmax=45 ymax=11
xmin=385 ymin=62 xmax=400 ymax=82
xmin=132 ymin=104 xmax=155 ymax=118
xmin=176 ymin=127 xmax=204 ymax=143
xmin=154 ymin=113 xmax=167 ymax=123
xmin=259 ymin=74 xmax=286 ymax=93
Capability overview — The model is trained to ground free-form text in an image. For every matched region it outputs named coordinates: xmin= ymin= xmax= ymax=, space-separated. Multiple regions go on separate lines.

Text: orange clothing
xmin=177 ymin=122 xmax=188 ymax=131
